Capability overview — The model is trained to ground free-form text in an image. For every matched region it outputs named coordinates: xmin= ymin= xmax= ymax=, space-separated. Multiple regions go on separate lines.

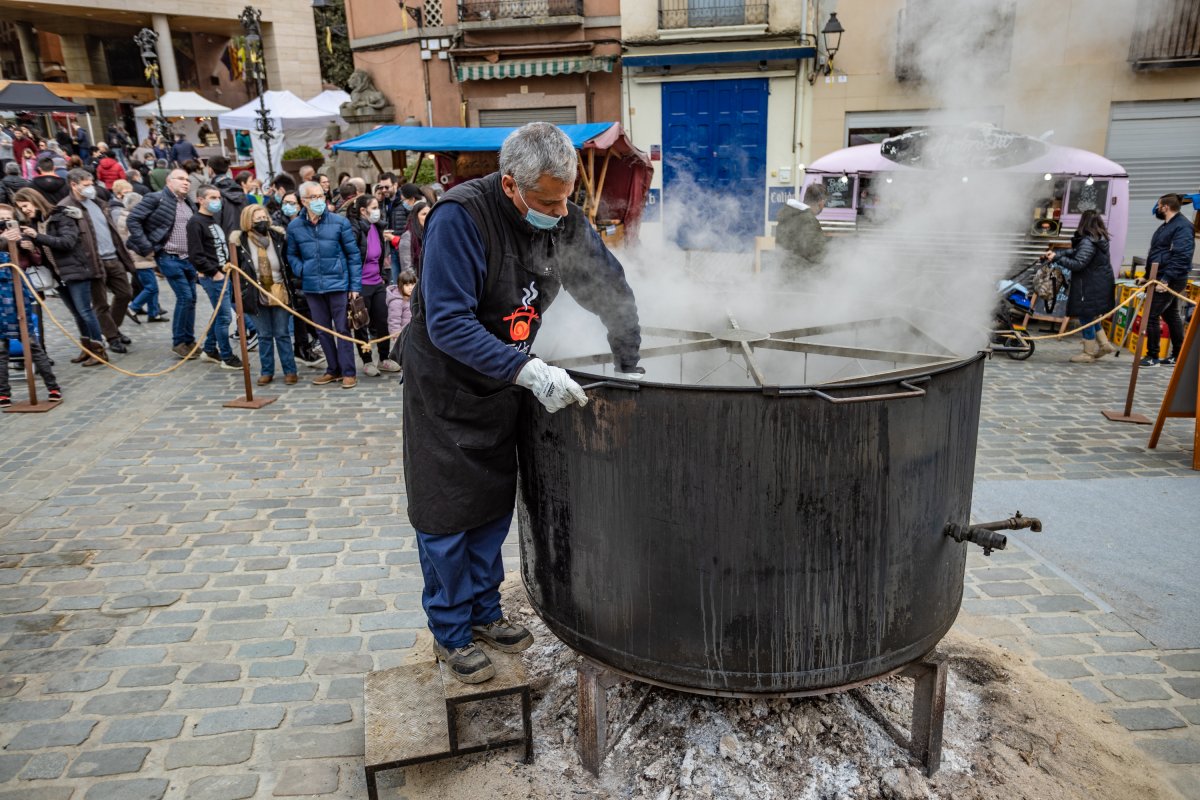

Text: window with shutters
xmin=424 ymin=0 xmax=443 ymax=27
xmin=658 ymin=1 xmax=768 ymax=30
xmin=1129 ymin=0 xmax=1200 ymax=70
xmin=478 ymin=107 xmax=578 ymax=127
xmin=458 ymin=0 xmax=582 ymax=23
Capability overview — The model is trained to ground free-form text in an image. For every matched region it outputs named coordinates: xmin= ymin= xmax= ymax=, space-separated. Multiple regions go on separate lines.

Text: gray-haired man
xmin=775 ymin=182 xmax=828 ymax=274
xmin=402 ymin=121 xmax=643 ymax=683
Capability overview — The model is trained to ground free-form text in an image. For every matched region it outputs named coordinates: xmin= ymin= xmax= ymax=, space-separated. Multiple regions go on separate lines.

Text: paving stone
xmin=1137 ymin=739 xmax=1200 ymax=764
xmin=0 ymin=648 xmax=86 ymax=674
xmin=306 ymin=636 xmax=363 ymax=654
xmin=1093 ymin=613 xmax=1137 ymax=633
xmin=86 ymin=647 xmax=168 ymax=668
xmin=1110 ymin=707 xmax=1187 ymax=731
xmin=0 ymin=699 xmax=71 ymax=722
xmin=0 ymin=788 xmax=72 ymax=800
xmin=174 ymin=687 xmax=244 ymax=709
xmin=194 ymin=706 xmax=286 ymax=736
xmin=1023 ymin=616 xmax=1098 ymax=635
xmin=5 ymin=719 xmax=97 ymax=749
xmin=154 ymin=609 xmax=204 ymax=624
xmin=18 ymin=752 xmax=68 ymax=780
xmin=1033 ymin=659 xmax=1092 ymax=680
xmin=183 ymin=662 xmax=242 ymax=683
xmin=313 ymin=654 xmax=374 ymax=674
xmin=83 ymin=690 xmax=170 ymax=715
xmin=292 ymin=703 xmax=353 ymax=727
xmin=325 ymin=678 xmax=364 ymax=700
xmin=273 ymin=763 xmax=340 ymax=795
xmin=1167 ymin=677 xmax=1200 ymax=699
xmin=252 ymin=683 xmax=320 ymax=703
xmin=2 ymin=632 xmax=61 ymax=649
xmin=83 ymin=777 xmax=169 ymax=800
xmin=1093 ymin=634 xmax=1154 ymax=653
xmin=1068 ymin=680 xmax=1110 ymax=704
xmin=102 ymin=714 xmax=187 ymax=743
xmin=1179 ymin=705 xmax=1200 ymax=725
xmin=335 ymin=598 xmax=387 ymax=614
xmin=108 ymin=591 xmax=181 ymax=610
xmin=206 ymin=621 xmax=289 ymax=641
xmin=1085 ymin=655 xmax=1166 ymax=676
xmin=0 ymin=676 xmax=23 ymax=697
xmin=1102 ymin=678 xmax=1172 ymax=702
xmin=184 ymin=774 xmax=260 ymax=800
xmin=0 ymin=754 xmax=29 ymax=782
xmin=977 ymin=581 xmax=1038 ymax=598
xmin=269 ymin=728 xmax=365 ymax=760
xmin=43 ymin=671 xmax=110 ymax=693
xmin=1161 ymin=653 xmax=1200 ymax=671
xmin=238 ymin=641 xmax=295 ymax=658
xmin=63 ymin=629 xmax=117 ymax=647
xmin=1025 ymin=595 xmax=1098 ymax=613
xmin=358 ymin=611 xmax=426 ymax=632
xmin=249 ymin=659 xmax=307 ymax=678
xmin=118 ymin=666 xmax=180 ymax=687
xmin=1031 ymin=637 xmax=1094 ymax=657
xmin=210 ymin=605 xmax=269 ymax=622
xmin=67 ymin=746 xmax=151 ymax=777
xmin=128 ymin=627 xmax=195 ymax=645
xmin=165 ymin=732 xmax=255 ymax=769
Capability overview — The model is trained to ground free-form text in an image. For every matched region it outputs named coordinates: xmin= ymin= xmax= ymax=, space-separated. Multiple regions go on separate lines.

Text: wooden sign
xmin=1148 ymin=306 xmax=1200 ymax=470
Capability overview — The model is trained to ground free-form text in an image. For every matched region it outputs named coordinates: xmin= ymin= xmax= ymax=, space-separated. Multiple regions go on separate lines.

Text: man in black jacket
xmin=126 ymin=168 xmax=199 ymax=358
xmin=186 ymin=185 xmax=239 ymax=369
xmin=0 ymin=162 xmax=32 ymax=205
xmin=31 ymin=157 xmax=69 ymax=204
xmin=1142 ymin=194 xmax=1197 ymax=367
xmin=206 ymin=155 xmax=247 ymax=233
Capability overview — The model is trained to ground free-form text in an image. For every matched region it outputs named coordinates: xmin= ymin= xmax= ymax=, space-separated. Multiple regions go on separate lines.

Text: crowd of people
xmin=0 ymin=119 xmax=436 ymax=405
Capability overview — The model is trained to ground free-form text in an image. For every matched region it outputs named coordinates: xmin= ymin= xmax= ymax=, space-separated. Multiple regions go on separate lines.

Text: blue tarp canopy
xmin=332 ymin=122 xmax=616 ymax=153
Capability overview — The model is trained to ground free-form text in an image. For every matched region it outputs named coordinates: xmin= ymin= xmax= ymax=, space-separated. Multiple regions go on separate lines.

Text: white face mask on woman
xmin=367 ymin=209 xmax=381 ymax=224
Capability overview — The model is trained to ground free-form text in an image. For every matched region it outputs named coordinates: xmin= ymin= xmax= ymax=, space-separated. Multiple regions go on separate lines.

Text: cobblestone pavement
xmin=0 ymin=316 xmax=1196 ymax=798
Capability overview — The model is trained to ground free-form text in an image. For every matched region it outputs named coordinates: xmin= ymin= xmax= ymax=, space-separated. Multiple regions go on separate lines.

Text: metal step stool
xmin=363 ymin=651 xmax=533 ymax=800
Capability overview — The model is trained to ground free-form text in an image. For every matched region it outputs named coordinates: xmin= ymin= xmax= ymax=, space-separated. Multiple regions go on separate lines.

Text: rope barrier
xmin=1005 ymin=279 xmax=1196 ymax=343
xmin=12 ymin=265 xmax=232 ymax=378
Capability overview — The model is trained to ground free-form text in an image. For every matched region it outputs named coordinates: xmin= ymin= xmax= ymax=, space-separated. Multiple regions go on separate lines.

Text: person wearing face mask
xmin=402 ymin=122 xmax=642 ymax=684
xmin=0 ymin=203 xmax=61 ymax=407
xmin=286 ymin=181 xmax=361 ymax=387
xmin=271 ymin=189 xmax=320 ymax=367
xmin=185 ymin=185 xmax=240 ymax=370
xmin=230 ymin=204 xmax=298 ymax=385
xmin=59 ymin=168 xmax=136 ymax=355
xmin=348 ymin=195 xmax=398 ymax=376
xmin=1141 ymin=193 xmax=1197 ymax=367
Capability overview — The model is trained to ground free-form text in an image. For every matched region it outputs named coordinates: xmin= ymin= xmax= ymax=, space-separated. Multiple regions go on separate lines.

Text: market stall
xmin=218 ymin=91 xmax=343 ymax=180
xmin=132 ymin=91 xmax=232 ymax=154
xmin=0 ymin=82 xmax=90 ymax=142
xmin=331 ymin=122 xmax=653 ymax=244
xmin=306 ymin=90 xmax=351 ymax=116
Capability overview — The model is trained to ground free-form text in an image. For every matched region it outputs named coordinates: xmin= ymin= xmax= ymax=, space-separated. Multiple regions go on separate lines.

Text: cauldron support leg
xmin=577 ymin=659 xmax=619 ymax=776
xmin=901 ymin=654 xmax=947 ymax=776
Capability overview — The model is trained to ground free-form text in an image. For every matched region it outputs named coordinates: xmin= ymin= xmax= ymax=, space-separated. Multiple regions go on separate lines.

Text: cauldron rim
xmin=563 ymin=350 xmax=985 ymax=394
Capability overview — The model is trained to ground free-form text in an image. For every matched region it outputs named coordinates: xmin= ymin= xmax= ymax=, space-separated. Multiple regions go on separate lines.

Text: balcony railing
xmin=658 ymin=1 xmax=768 ymax=30
xmin=458 ymin=0 xmax=583 ymax=23
xmin=1129 ymin=0 xmax=1200 ymax=70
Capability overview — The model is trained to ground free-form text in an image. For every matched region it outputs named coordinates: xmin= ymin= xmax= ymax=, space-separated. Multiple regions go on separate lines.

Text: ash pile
xmin=393 ymin=582 xmax=1178 ymax=800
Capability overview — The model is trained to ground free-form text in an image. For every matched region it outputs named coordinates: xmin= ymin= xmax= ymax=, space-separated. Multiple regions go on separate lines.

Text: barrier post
xmin=1103 ymin=262 xmax=1159 ymax=424
xmin=4 ymin=248 xmax=57 ymax=414
xmin=223 ymin=265 xmax=275 ymax=410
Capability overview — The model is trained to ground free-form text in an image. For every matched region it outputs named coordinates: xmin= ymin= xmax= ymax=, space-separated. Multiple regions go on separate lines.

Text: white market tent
xmin=218 ymin=91 xmax=344 ymax=179
xmin=307 ymin=89 xmax=350 ymax=116
xmin=132 ymin=91 xmax=232 ymax=151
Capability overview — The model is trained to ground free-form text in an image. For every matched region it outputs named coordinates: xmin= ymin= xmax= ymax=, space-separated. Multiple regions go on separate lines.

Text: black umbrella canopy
xmin=0 ymin=83 xmax=89 ymax=113
xmin=881 ymin=124 xmax=1048 ymax=170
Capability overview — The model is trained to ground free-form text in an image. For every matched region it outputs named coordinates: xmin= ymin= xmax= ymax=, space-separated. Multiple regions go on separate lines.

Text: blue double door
xmin=662 ymin=78 xmax=768 ymax=250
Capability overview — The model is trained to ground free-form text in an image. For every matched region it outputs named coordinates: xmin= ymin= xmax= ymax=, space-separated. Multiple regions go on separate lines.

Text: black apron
xmin=402 ymin=174 xmax=564 ymax=533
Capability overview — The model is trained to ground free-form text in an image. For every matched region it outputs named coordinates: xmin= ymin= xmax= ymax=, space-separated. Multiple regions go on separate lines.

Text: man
xmin=94 ymin=143 xmax=127 ymax=188
xmin=335 ymin=182 xmax=358 ymax=215
xmin=170 ymin=134 xmax=200 ymax=167
xmin=1141 ymin=193 xmax=1196 ymax=367
xmin=148 ymin=159 xmax=170 ymax=192
xmin=298 ymin=165 xmax=316 ymax=185
xmin=0 ymin=162 xmax=33 ymax=205
xmin=126 ymin=168 xmax=200 ymax=358
xmin=234 ymin=129 xmax=252 ymax=161
xmin=55 ymin=124 xmax=75 ymax=156
xmin=60 ymin=168 xmax=136 ymax=354
xmin=205 ymin=155 xmax=247 ymax=233
xmin=287 ymin=181 xmax=361 ymax=387
xmin=31 ymin=157 xmax=69 ymax=204
xmin=0 ymin=125 xmax=14 ymax=170
xmin=11 ymin=128 xmax=36 ymax=169
xmin=404 ymin=122 xmax=642 ymax=683
xmin=318 ymin=173 xmax=332 ymax=203
xmin=186 ymin=185 xmax=241 ymax=370
xmin=127 ymin=169 xmax=151 ymax=197
xmin=72 ymin=124 xmax=92 ymax=162
xmin=774 ymin=183 xmax=828 ymax=275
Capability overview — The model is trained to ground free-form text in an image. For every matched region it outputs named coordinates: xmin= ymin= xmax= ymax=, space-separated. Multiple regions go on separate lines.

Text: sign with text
xmin=643 ymin=188 xmax=661 ymax=223
xmin=767 ymin=186 xmax=795 ymax=221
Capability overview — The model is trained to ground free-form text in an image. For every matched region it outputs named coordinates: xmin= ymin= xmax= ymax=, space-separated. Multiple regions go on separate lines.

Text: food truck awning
xmin=807 ymin=139 xmax=1127 ymax=178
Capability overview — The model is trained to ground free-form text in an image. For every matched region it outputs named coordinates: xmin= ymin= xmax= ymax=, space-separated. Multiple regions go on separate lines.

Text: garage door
xmin=1106 ymin=99 xmax=1200 ymax=264
xmin=478 ymin=107 xmax=578 ymax=128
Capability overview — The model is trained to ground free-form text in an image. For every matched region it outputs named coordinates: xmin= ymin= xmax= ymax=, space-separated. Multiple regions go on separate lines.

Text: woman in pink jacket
xmin=384 ymin=268 xmax=416 ymax=377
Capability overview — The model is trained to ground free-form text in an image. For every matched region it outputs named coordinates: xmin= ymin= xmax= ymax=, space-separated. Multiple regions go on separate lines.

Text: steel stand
xmin=1104 ymin=262 xmax=1159 ymax=424
xmin=577 ymin=658 xmax=622 ymax=776
xmin=223 ymin=268 xmax=275 ymax=410
xmin=3 ymin=255 xmax=57 ymax=414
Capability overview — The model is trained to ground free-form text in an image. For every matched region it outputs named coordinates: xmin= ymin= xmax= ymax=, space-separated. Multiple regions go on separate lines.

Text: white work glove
xmin=613 ymin=365 xmax=646 ymax=381
xmin=515 ymin=358 xmax=588 ymax=413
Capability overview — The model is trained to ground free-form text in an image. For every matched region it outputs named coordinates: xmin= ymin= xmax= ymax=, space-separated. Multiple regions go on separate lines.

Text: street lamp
xmin=808 ymin=12 xmax=846 ymax=83
xmin=134 ymin=28 xmax=170 ymax=143
xmin=239 ymin=5 xmax=276 ymax=181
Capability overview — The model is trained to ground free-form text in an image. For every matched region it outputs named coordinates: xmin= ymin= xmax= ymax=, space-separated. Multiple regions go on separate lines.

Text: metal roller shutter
xmin=1105 ymin=99 xmax=1200 ymax=264
xmin=477 ymin=107 xmax=578 ymax=128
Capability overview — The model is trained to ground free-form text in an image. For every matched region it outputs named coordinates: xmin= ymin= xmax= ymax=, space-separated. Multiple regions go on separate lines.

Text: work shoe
xmin=220 ymin=356 xmax=242 ymax=370
xmin=379 ymin=359 xmax=401 ymax=373
xmin=313 ymin=373 xmax=340 ymax=385
xmin=81 ymin=342 xmax=106 ymax=367
xmin=341 ymin=376 xmax=357 ymax=389
xmin=472 ymin=617 xmax=534 ymax=653
xmin=363 ymin=362 xmax=380 ymax=377
xmin=201 ymin=349 xmax=221 ymax=364
xmin=283 ymin=374 xmax=298 ymax=385
xmin=107 ymin=338 xmax=128 ymax=354
xmin=119 ymin=334 xmax=131 ymax=345
xmin=1095 ymin=329 xmax=1117 ymax=357
xmin=434 ymin=642 xmax=496 ymax=685
xmin=173 ymin=343 xmax=196 ymax=360
xmin=257 ymin=375 xmax=273 ymax=385
xmin=1139 ymin=356 xmax=1160 ymax=367
xmin=70 ymin=349 xmax=89 ymax=364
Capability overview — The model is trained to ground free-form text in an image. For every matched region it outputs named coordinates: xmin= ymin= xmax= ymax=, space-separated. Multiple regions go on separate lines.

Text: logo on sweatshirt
xmin=503 ymin=282 xmax=540 ymax=342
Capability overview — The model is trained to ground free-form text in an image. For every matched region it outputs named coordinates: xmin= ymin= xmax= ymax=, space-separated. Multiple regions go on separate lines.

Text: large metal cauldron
xmin=516 ymin=353 xmax=986 ymax=695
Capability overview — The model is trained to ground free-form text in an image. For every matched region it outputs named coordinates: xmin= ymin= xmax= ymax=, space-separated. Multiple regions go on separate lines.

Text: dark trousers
xmin=1145 ymin=276 xmax=1188 ymax=359
xmin=354 ymin=282 xmax=390 ymax=362
xmin=1 ymin=335 xmax=59 ymax=396
xmin=416 ymin=513 xmax=512 ymax=649
xmin=91 ymin=258 xmax=133 ymax=341
xmin=305 ymin=291 xmax=355 ymax=378
xmin=63 ymin=279 xmax=104 ymax=343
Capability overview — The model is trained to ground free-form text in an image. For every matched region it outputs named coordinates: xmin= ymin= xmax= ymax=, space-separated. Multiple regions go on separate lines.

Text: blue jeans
xmin=198 ymin=275 xmax=234 ymax=359
xmin=1080 ymin=321 xmax=1100 ymax=340
xmin=305 ymin=291 xmax=355 ymax=378
xmin=155 ymin=254 xmax=197 ymax=346
xmin=63 ymin=279 xmax=104 ymax=343
xmin=251 ymin=305 xmax=297 ymax=377
xmin=416 ymin=513 xmax=512 ymax=649
xmin=130 ymin=268 xmax=162 ymax=317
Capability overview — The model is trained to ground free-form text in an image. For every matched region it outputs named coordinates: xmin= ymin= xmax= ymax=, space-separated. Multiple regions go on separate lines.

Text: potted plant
xmin=281 ymin=145 xmax=325 ymax=178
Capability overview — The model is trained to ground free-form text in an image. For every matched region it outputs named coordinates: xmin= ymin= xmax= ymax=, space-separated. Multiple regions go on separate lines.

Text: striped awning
xmin=456 ymin=56 xmax=616 ymax=82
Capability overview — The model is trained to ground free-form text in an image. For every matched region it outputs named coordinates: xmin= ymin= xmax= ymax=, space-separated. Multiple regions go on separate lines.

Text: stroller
xmin=989 ymin=262 xmax=1043 ymax=361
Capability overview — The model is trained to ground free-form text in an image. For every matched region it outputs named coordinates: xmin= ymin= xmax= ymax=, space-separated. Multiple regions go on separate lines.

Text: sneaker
xmin=147 ymin=314 xmax=170 ymax=323
xmin=379 ymin=359 xmax=401 ymax=373
xmin=47 ymin=389 xmax=62 ymax=402
xmin=200 ymin=349 xmax=221 ymax=364
xmin=0 ymin=395 xmax=10 ymax=408
xmin=363 ymin=362 xmax=380 ymax=377
xmin=1139 ymin=356 xmax=1160 ymax=367
xmin=1161 ymin=355 xmax=1178 ymax=366
xmin=221 ymin=356 xmax=242 ymax=370
xmin=471 ymin=617 xmax=534 ymax=653
xmin=433 ymin=642 xmax=496 ymax=685
xmin=173 ymin=343 xmax=196 ymax=360
xmin=245 ymin=332 xmax=258 ymax=352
